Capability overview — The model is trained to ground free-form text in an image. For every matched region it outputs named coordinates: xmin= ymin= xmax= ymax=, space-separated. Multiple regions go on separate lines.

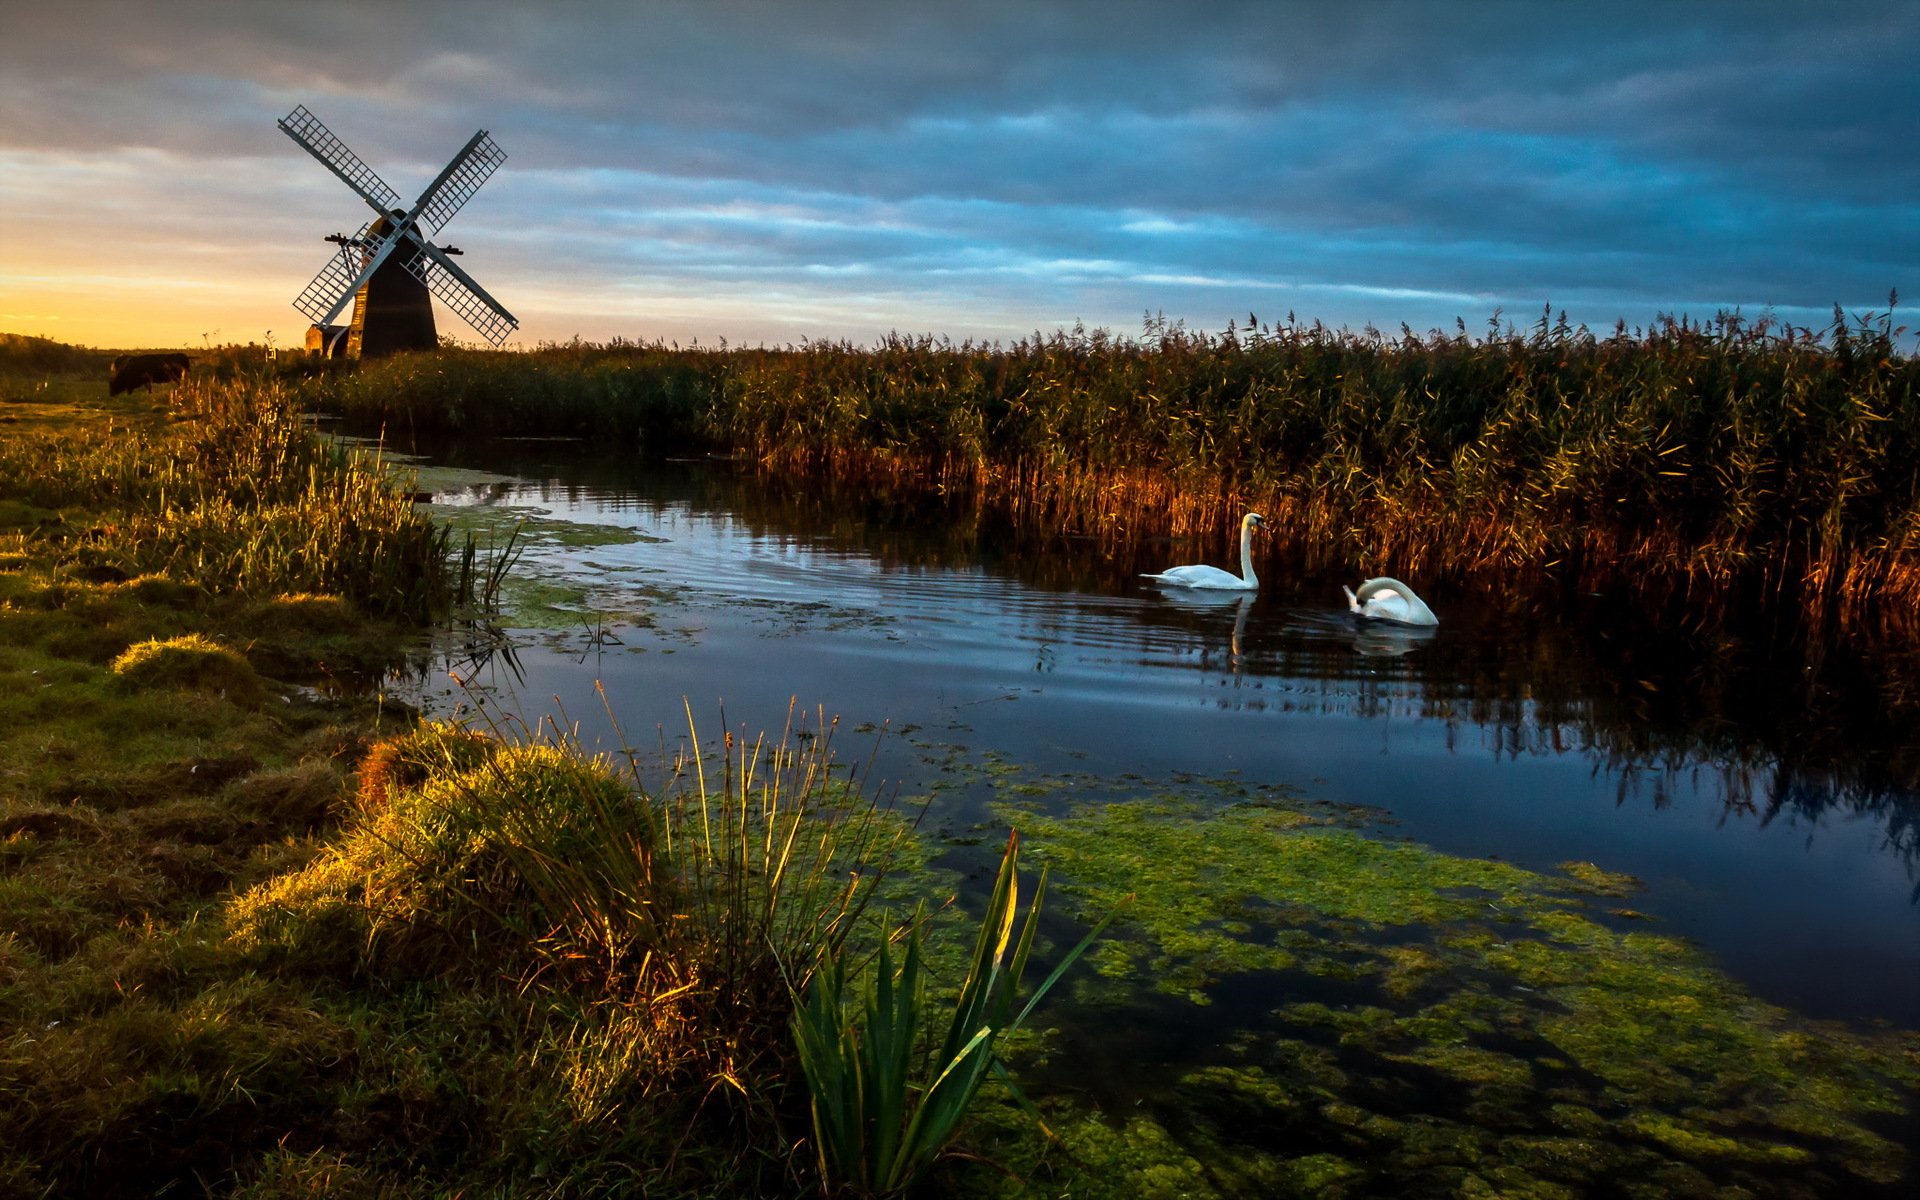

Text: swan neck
xmin=1239 ymin=520 xmax=1257 ymax=586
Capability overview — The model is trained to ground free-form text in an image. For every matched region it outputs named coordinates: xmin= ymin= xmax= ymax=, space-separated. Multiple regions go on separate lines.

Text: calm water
xmin=396 ymin=439 xmax=1920 ymax=1029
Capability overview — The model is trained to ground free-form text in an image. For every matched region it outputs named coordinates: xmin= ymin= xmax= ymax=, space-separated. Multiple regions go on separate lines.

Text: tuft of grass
xmin=237 ymin=591 xmax=362 ymax=637
xmin=353 ymin=719 xmax=497 ymax=809
xmin=110 ymin=633 xmax=268 ymax=706
xmin=224 ymin=703 xmax=930 ymax=1190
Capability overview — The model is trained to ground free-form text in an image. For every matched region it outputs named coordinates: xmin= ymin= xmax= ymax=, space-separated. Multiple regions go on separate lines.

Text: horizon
xmin=3 ymin=2 xmax=1915 ymax=352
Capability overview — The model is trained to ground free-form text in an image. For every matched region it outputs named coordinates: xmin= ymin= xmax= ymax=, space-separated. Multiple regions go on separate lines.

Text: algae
xmin=957 ymin=783 xmax=1920 ymax=1197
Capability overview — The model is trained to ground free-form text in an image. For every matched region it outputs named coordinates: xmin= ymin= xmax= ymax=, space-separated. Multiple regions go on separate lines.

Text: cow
xmin=108 ymin=353 xmax=191 ymax=397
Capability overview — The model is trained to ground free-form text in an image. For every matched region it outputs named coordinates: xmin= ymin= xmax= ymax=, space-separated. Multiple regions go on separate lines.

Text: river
xmin=388 ymin=436 xmax=1920 ymax=1032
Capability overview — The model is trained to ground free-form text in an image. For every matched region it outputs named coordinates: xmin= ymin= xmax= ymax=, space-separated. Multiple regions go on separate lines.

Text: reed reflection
xmin=401 ymin=436 xmax=1920 ymax=887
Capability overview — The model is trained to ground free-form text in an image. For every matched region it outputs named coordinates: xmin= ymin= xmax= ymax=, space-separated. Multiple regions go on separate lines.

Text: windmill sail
xmin=277 ymin=106 xmax=403 ymax=215
xmin=414 ymin=129 xmax=508 ymax=233
xmin=400 ymin=242 xmax=518 ymax=346
xmin=291 ymin=223 xmax=375 ymax=326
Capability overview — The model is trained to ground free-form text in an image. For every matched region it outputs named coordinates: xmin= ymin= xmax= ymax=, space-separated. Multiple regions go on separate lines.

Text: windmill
xmin=278 ymin=105 xmax=518 ymax=358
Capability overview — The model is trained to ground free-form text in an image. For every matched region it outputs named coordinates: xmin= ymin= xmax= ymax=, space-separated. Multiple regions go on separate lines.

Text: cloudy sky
xmin=3 ymin=1 xmax=1915 ymax=350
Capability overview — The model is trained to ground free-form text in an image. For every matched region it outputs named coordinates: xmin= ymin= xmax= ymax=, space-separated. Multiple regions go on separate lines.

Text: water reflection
xmin=1349 ymin=620 xmax=1437 ymax=659
xmin=394 ymin=438 xmax=1920 ymax=1024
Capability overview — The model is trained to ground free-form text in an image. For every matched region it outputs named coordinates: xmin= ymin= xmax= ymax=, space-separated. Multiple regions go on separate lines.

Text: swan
xmin=1142 ymin=513 xmax=1265 ymax=590
xmin=1342 ymin=576 xmax=1438 ymax=626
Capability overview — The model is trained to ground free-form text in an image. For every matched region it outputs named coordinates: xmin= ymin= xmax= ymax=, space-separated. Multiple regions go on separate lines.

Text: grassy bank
xmin=0 ymin=354 xmax=1099 ymax=1196
xmin=0 ymin=364 xmax=462 ymax=1193
xmin=301 ymin=307 xmax=1920 ymax=638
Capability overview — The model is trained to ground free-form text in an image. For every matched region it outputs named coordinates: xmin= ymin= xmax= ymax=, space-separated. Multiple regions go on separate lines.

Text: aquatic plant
xmin=968 ymin=790 xmax=1920 ymax=1197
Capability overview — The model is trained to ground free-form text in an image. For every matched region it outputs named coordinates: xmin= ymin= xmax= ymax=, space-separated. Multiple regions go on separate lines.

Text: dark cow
xmin=108 ymin=353 xmax=191 ymax=397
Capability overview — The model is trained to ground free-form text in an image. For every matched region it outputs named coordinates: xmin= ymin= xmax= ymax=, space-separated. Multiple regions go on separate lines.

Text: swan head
xmin=1243 ymin=512 xmax=1266 ymax=531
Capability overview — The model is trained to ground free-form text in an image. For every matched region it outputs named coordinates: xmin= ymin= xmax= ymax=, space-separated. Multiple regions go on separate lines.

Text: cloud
xmin=2 ymin=1 xmax=1914 ymax=347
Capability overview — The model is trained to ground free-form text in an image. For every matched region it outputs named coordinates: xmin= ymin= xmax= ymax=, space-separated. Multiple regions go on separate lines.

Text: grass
xmin=0 ymin=356 xmax=460 ymax=1195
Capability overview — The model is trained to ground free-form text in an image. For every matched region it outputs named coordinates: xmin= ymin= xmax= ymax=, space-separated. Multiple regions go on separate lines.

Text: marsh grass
xmin=299 ymin=338 xmax=721 ymax=443
xmin=0 ymin=354 xmax=483 ymax=1196
xmin=0 ymin=370 xmax=458 ymax=621
xmin=298 ymin=307 xmax=1919 ymax=637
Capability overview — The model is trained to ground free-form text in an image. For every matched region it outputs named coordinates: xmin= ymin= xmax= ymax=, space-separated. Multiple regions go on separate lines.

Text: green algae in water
xmin=962 ymin=790 xmax=1920 ymax=1197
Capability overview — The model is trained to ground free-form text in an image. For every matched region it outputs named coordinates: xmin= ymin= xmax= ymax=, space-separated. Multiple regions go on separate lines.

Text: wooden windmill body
xmin=346 ymin=212 xmax=438 ymax=357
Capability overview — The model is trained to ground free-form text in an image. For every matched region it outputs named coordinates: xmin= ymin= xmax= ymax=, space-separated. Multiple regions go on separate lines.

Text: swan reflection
xmin=1352 ymin=622 xmax=1437 ymax=658
xmin=1149 ymin=589 xmax=1255 ymax=672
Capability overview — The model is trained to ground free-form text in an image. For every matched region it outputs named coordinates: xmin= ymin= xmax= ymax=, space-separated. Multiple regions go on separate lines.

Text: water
xmin=396 ymin=438 xmax=1920 ymax=1030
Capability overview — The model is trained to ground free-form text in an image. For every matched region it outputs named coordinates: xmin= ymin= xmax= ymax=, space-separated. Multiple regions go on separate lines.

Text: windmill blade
xmin=292 ymin=223 xmax=407 ymax=327
xmin=292 ymin=242 xmax=363 ymax=326
xmin=412 ymin=128 xmax=507 ymax=234
xmin=398 ymin=235 xmax=519 ymax=346
xmin=278 ymin=105 xmax=404 ymax=215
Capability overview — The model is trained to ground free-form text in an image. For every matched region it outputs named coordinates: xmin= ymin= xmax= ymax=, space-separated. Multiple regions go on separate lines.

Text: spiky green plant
xmin=791 ymin=830 xmax=1117 ymax=1196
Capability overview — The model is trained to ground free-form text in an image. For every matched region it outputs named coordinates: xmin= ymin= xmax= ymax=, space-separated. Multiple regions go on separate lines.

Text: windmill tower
xmin=278 ymin=105 xmax=518 ymax=357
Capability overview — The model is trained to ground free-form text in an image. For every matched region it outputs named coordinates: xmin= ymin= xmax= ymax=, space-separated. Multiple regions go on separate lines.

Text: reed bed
xmin=301 ymin=306 xmax=1919 ymax=638
xmin=0 ymin=372 xmax=456 ymax=619
xmin=295 ymin=337 xmax=722 ymax=444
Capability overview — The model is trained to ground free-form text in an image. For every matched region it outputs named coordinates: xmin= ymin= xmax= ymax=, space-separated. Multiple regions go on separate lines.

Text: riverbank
xmin=0 ymin=359 xmax=1083 ymax=1197
xmin=0 ymin=367 xmax=474 ymax=1194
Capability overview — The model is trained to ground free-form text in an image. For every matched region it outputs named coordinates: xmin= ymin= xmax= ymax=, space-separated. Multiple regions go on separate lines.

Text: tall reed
xmin=0 ymin=373 xmax=457 ymax=619
xmin=285 ymin=305 xmax=1920 ymax=635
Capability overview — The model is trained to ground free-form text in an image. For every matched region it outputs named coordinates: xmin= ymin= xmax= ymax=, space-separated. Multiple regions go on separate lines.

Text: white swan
xmin=1342 ymin=576 xmax=1438 ymax=626
xmin=1142 ymin=513 xmax=1265 ymax=590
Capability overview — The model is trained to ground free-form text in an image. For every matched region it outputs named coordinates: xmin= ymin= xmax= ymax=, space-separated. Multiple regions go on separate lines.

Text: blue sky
xmin=2 ymin=0 xmax=1914 ymax=349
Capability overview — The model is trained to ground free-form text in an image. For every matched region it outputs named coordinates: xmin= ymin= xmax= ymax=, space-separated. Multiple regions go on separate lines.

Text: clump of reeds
xmin=224 ymin=699 xmax=1107 ymax=1193
xmin=225 ymin=701 xmax=909 ymax=1177
xmin=0 ymin=373 xmax=460 ymax=621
